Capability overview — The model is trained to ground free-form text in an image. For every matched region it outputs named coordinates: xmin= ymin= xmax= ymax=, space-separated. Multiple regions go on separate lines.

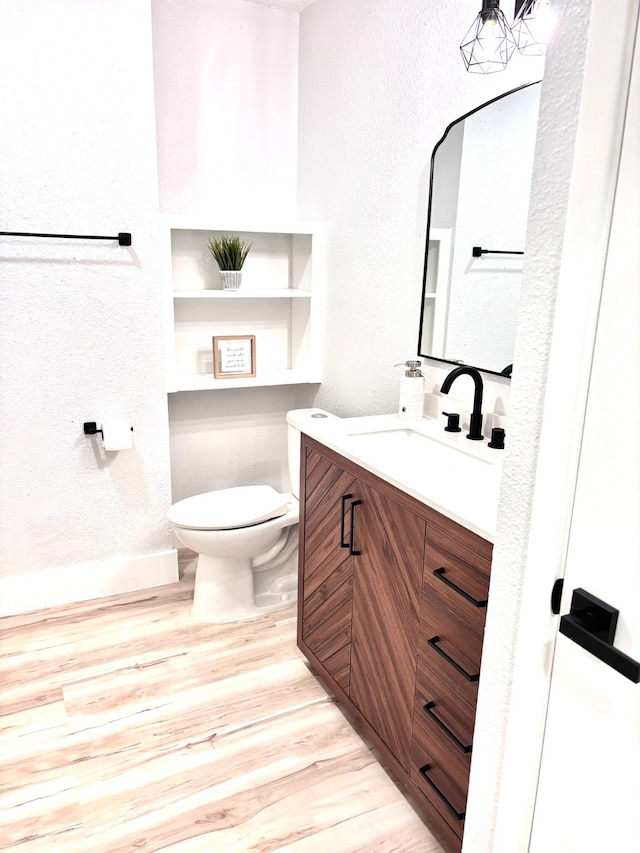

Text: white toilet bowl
xmin=169 ymin=485 xmax=299 ymax=623
xmin=168 ymin=408 xmax=336 ymax=624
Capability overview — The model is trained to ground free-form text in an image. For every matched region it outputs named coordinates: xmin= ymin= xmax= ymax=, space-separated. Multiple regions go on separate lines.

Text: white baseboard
xmin=0 ymin=549 xmax=179 ymax=618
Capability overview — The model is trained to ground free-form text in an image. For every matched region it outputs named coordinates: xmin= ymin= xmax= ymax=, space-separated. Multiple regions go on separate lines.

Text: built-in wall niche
xmin=163 ymin=219 xmax=323 ymax=392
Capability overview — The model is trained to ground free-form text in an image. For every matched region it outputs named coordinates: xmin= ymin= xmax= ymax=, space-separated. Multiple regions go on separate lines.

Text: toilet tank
xmin=286 ymin=409 xmax=336 ymax=500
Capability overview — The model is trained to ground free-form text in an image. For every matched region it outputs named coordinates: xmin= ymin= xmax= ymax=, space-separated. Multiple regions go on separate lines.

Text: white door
xmin=529 ymin=16 xmax=640 ymax=852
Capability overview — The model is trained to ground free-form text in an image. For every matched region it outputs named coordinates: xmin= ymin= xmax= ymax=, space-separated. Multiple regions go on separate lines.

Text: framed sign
xmin=213 ymin=335 xmax=256 ymax=379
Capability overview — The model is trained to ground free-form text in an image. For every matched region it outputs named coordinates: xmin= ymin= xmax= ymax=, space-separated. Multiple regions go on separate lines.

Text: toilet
xmin=168 ymin=408 xmax=334 ymax=623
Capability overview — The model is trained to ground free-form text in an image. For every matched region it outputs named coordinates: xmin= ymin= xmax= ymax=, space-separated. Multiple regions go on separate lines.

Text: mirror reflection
xmin=418 ymin=81 xmax=542 ymax=377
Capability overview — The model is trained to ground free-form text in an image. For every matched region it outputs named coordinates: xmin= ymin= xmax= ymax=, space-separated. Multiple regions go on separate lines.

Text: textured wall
xmin=0 ymin=1 xmax=173 ymax=601
xmin=297 ymin=0 xmax=542 ymax=419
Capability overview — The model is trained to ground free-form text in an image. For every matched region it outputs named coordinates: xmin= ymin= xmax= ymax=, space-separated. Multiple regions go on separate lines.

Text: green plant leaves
xmin=207 ymin=235 xmax=254 ymax=270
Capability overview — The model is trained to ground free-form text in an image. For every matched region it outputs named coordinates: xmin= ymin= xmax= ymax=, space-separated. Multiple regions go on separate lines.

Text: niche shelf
xmin=162 ymin=217 xmax=323 ymax=392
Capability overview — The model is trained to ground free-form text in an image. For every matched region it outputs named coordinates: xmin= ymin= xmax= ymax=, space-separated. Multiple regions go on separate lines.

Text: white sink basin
xmin=341 ymin=426 xmax=498 ymax=497
xmin=342 ymin=426 xmax=495 ymax=466
xmin=300 ymin=414 xmax=504 ymax=541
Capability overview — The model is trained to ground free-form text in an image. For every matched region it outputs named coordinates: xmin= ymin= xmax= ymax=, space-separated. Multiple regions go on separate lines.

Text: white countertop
xmin=300 ymin=413 xmax=503 ymax=542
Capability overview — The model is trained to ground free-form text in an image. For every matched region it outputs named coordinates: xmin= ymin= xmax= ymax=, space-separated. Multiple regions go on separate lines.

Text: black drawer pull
xmin=418 ymin=764 xmax=466 ymax=821
xmin=349 ymin=499 xmax=362 ymax=556
xmin=423 ymin=701 xmax=472 ymax=754
xmin=428 ymin=636 xmax=479 ymax=682
xmin=433 ymin=567 xmax=487 ymax=608
xmin=339 ymin=494 xmax=352 ymax=548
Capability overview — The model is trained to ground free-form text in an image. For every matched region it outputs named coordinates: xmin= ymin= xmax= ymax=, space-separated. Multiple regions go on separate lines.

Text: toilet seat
xmin=168 ymin=485 xmax=290 ymax=531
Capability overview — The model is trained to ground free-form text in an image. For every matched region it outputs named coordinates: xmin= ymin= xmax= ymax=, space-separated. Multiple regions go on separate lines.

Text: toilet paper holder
xmin=83 ymin=422 xmax=134 ymax=437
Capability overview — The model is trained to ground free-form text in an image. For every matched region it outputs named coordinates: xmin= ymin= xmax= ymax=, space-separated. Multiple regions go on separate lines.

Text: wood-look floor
xmin=0 ymin=555 xmax=447 ymax=852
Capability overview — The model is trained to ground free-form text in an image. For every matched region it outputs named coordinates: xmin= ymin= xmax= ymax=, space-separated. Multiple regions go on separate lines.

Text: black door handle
xmin=559 ymin=588 xmax=640 ymax=683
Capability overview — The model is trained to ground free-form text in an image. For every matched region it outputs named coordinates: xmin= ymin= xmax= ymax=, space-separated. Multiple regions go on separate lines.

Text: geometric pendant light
xmin=460 ymin=0 xmax=517 ymax=74
xmin=511 ymin=0 xmax=556 ymax=56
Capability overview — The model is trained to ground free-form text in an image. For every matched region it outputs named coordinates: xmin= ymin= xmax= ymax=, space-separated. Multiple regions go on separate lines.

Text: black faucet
xmin=440 ymin=366 xmax=484 ymax=440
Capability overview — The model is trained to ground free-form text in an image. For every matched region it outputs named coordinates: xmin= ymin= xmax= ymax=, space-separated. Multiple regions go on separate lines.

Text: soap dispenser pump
xmin=395 ymin=360 xmax=425 ymax=421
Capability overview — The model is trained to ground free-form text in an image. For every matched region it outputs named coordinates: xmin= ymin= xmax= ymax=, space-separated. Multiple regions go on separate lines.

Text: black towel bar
xmin=0 ymin=230 xmax=132 ymax=246
xmin=472 ymin=246 xmax=523 ymax=257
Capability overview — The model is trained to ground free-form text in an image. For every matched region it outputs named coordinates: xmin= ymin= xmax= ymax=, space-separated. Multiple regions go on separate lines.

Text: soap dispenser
xmin=396 ymin=360 xmax=425 ymax=421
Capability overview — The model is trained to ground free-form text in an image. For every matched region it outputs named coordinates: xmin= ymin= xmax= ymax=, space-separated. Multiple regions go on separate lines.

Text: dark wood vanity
xmin=297 ymin=435 xmax=492 ymax=853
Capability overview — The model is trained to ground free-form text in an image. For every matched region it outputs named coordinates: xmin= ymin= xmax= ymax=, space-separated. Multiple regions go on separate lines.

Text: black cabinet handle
xmin=423 ymin=702 xmax=472 ymax=754
xmin=433 ymin=567 xmax=487 ymax=608
xmin=418 ymin=764 xmax=465 ymax=821
xmin=339 ymin=494 xmax=352 ymax=549
xmin=349 ymin=499 xmax=362 ymax=556
xmin=428 ymin=636 xmax=480 ymax=682
xmin=559 ymin=588 xmax=640 ymax=683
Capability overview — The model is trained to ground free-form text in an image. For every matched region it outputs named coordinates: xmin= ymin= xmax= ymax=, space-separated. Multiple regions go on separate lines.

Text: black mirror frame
xmin=417 ymin=80 xmax=542 ymax=378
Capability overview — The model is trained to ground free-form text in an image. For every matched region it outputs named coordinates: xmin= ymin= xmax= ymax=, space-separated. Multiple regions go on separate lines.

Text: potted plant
xmin=207 ymin=234 xmax=254 ymax=291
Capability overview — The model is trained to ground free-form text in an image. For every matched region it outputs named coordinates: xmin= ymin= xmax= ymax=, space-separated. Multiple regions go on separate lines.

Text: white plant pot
xmin=219 ymin=270 xmax=243 ymax=291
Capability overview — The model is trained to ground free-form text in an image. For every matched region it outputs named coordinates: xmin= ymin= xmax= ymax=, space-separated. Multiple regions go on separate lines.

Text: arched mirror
xmin=417 ymin=81 xmax=542 ymax=377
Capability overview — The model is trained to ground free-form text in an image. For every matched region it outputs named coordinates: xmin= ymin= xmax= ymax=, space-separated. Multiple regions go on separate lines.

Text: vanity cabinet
xmin=297 ymin=435 xmax=493 ymax=853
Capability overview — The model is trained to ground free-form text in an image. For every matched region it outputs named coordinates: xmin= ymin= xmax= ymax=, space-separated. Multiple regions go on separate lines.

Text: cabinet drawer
xmin=419 ymin=622 xmax=479 ymax=709
xmin=415 ymin=655 xmax=477 ymax=751
xmin=419 ymin=605 xmax=484 ymax=690
xmin=411 ymin=689 xmax=471 ymax=837
xmin=423 ymin=525 xmax=491 ymax=638
xmin=421 ymin=565 xmax=487 ymax=642
xmin=429 ymin=518 xmax=493 ymax=570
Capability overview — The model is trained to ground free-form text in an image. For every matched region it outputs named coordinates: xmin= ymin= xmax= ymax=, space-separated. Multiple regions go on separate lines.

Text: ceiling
xmin=243 ymin=0 xmax=316 ymax=11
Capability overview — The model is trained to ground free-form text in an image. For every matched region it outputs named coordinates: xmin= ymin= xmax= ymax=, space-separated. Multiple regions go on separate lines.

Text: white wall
xmin=0 ymin=0 xmax=176 ymax=615
xmin=297 ymin=0 xmax=541 ymax=421
xmin=168 ymin=385 xmax=315 ymax=502
xmin=152 ymin=0 xmax=299 ymax=221
xmin=151 ymin=0 xmax=316 ymax=503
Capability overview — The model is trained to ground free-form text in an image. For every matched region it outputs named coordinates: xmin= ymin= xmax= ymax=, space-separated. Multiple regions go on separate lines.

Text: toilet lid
xmin=168 ymin=485 xmax=289 ymax=531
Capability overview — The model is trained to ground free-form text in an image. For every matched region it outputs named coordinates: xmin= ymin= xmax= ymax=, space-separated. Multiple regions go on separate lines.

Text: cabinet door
xmin=300 ymin=446 xmax=356 ymax=693
xmin=349 ymin=481 xmax=426 ymax=770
